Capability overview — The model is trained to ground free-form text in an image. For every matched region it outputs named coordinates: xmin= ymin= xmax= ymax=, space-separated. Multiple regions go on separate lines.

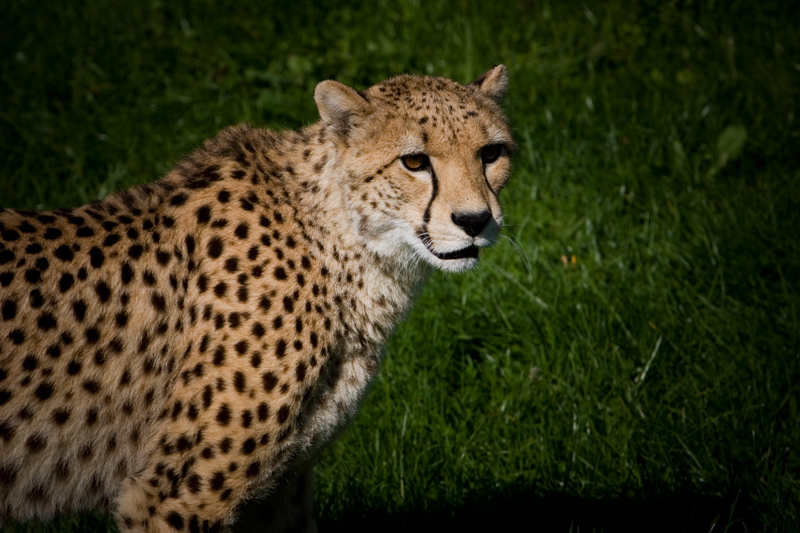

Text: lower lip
xmin=428 ymin=244 xmax=479 ymax=260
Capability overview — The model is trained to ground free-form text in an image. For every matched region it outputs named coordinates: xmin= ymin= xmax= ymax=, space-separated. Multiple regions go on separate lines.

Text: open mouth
xmin=423 ymin=241 xmax=479 ymax=260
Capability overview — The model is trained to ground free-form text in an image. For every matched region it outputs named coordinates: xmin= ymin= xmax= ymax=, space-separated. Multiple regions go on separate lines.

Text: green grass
xmin=2 ymin=0 xmax=798 ymax=531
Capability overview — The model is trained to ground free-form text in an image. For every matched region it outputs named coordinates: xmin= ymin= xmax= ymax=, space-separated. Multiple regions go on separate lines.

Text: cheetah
xmin=0 ymin=65 xmax=516 ymax=532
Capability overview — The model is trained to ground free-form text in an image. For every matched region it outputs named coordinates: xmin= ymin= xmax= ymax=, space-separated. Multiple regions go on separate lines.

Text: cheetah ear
xmin=469 ymin=65 xmax=508 ymax=103
xmin=315 ymin=80 xmax=370 ymax=138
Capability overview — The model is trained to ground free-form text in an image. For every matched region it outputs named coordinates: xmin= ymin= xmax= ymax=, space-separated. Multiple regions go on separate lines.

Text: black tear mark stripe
xmin=422 ymin=165 xmax=439 ymax=226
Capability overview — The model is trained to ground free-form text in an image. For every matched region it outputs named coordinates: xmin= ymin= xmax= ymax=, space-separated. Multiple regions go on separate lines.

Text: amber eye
xmin=401 ymin=153 xmax=430 ymax=171
xmin=481 ymin=144 xmax=503 ymax=165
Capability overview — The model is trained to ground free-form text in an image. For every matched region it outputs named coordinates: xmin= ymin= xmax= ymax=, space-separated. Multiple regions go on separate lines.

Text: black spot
xmin=95 ymin=281 xmax=111 ymax=303
xmin=202 ymin=385 xmax=213 ymax=409
xmin=127 ymin=244 xmax=143 ymax=259
xmin=1 ymin=229 xmax=20 ymax=242
xmin=54 ymin=245 xmax=74 ymax=261
xmin=274 ymin=267 xmax=287 ymax=280
xmin=214 ymin=282 xmax=227 ymax=297
xmin=167 ymin=511 xmax=184 ymax=530
xmin=213 ymin=346 xmax=226 ymax=366
xmin=217 ymin=190 xmax=230 ymax=203
xmin=283 ymin=296 xmax=294 ymax=313
xmin=52 ymin=408 xmax=71 ymax=425
xmin=0 ymin=250 xmax=14 ymax=265
xmin=46 ymin=344 xmax=62 ymax=358
xmin=234 ymin=223 xmax=249 ymax=239
xmin=43 ymin=228 xmax=62 ymax=240
xmin=210 ymin=471 xmax=225 ymax=491
xmin=170 ymin=193 xmax=189 ymax=206
xmin=23 ymin=355 xmax=38 ymax=371
xmin=59 ymin=273 xmax=74 ymax=292
xmin=257 ymin=403 xmax=269 ymax=422
xmin=196 ymin=205 xmax=211 ymax=225
xmin=233 ymin=371 xmax=246 ymax=393
xmin=0 ymin=420 xmax=14 ymax=446
xmin=207 ymin=237 xmax=223 ymax=259
xmin=152 ymin=293 xmax=166 ymax=312
xmin=83 ymin=380 xmax=101 ymax=394
xmin=25 ymin=269 xmax=41 ymax=284
xmin=37 ymin=312 xmax=57 ymax=331
xmin=251 ymin=322 xmax=265 ymax=338
xmin=296 ymin=362 xmax=307 ymax=382
xmin=2 ymin=300 xmax=17 ymax=320
xmin=187 ymin=473 xmax=202 ymax=493
xmin=34 ymin=382 xmax=53 ymax=401
xmin=143 ymin=270 xmax=156 ymax=286
xmin=224 ymin=258 xmax=238 ymax=272
xmin=9 ymin=329 xmax=24 ymax=344
xmin=241 ymin=410 xmax=252 ymax=428
xmin=156 ymin=250 xmax=171 ymax=265
xmin=85 ymin=328 xmax=100 ymax=344
xmin=121 ymin=263 xmax=134 ymax=284
xmin=0 ymin=272 xmax=15 ymax=287
xmin=237 ymin=286 xmax=248 ymax=303
xmin=240 ymin=438 xmax=256 ymax=455
xmin=19 ymin=221 xmax=37 ymax=232
xmin=72 ymin=300 xmax=86 ymax=322
xmin=277 ymin=405 xmax=290 ymax=424
xmin=27 ymin=434 xmax=47 ymax=452
xmin=240 ymin=197 xmax=254 ymax=211
xmin=262 ymin=372 xmax=278 ymax=392
xmin=77 ymin=226 xmax=94 ymax=238
xmin=29 ymin=289 xmax=44 ymax=307
xmin=103 ymin=234 xmax=120 ymax=247
xmin=67 ymin=361 xmax=82 ymax=375
xmin=275 ymin=339 xmax=287 ymax=358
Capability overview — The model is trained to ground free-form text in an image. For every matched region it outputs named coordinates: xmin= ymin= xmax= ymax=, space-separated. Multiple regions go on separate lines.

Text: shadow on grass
xmin=319 ymin=484 xmax=759 ymax=533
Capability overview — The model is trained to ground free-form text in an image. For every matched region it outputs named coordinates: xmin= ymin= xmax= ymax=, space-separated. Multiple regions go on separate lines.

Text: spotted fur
xmin=0 ymin=66 xmax=515 ymax=532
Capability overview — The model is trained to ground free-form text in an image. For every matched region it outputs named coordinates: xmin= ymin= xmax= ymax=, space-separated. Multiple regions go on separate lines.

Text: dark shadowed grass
xmin=2 ymin=0 xmax=798 ymax=531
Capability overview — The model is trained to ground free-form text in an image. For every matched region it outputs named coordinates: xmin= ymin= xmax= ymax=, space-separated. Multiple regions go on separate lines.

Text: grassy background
xmin=2 ymin=0 xmax=798 ymax=531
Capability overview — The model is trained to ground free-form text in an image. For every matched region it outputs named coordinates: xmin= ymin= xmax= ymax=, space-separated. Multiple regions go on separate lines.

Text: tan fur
xmin=0 ymin=67 xmax=515 ymax=532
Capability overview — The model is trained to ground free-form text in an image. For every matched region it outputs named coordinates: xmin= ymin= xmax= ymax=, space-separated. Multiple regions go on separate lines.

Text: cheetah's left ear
xmin=469 ymin=65 xmax=508 ymax=103
xmin=315 ymin=80 xmax=370 ymax=138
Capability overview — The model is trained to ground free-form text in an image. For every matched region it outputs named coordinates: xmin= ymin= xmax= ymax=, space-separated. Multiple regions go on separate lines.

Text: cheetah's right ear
xmin=315 ymin=80 xmax=370 ymax=139
xmin=469 ymin=65 xmax=509 ymax=103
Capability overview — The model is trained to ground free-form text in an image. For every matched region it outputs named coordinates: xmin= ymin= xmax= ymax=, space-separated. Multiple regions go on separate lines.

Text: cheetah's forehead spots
xmin=364 ymin=74 xmax=514 ymax=155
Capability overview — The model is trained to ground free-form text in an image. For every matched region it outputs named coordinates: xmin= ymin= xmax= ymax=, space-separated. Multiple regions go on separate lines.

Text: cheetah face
xmin=316 ymin=66 xmax=516 ymax=273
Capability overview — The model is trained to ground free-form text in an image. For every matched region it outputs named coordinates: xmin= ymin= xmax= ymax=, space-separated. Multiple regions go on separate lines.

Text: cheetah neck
xmin=271 ymin=124 xmax=431 ymax=349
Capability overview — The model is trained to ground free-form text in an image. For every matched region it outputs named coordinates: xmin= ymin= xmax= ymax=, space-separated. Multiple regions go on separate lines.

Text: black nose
xmin=451 ymin=210 xmax=492 ymax=237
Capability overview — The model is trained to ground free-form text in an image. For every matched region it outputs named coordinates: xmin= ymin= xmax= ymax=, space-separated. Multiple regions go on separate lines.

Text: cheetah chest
xmin=294 ymin=346 xmax=380 ymax=457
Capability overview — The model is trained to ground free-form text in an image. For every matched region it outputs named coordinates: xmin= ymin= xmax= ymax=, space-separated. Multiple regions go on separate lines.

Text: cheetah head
xmin=315 ymin=66 xmax=516 ymax=273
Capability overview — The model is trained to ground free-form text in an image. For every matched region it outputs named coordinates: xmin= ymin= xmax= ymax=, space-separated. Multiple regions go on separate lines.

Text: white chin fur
xmin=424 ymin=254 xmax=479 ymax=273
